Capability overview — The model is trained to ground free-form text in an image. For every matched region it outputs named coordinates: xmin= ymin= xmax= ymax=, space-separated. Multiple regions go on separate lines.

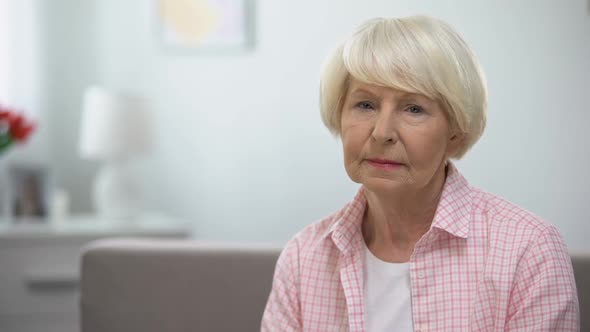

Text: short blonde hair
xmin=320 ymin=16 xmax=487 ymax=159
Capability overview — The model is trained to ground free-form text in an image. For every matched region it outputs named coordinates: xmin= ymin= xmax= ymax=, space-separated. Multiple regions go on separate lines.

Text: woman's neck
xmin=362 ymin=165 xmax=447 ymax=263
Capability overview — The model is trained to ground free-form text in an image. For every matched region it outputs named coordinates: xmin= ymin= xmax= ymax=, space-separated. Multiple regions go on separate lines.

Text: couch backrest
xmin=572 ymin=253 xmax=590 ymax=332
xmin=80 ymin=239 xmax=282 ymax=332
xmin=80 ymin=239 xmax=589 ymax=332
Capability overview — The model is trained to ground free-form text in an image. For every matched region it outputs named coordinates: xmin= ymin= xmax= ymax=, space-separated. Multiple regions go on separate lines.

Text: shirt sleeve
xmin=505 ymin=225 xmax=580 ymax=331
xmin=261 ymin=237 xmax=302 ymax=332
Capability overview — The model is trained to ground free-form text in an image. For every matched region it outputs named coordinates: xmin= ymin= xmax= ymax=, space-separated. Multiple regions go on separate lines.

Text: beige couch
xmin=80 ymin=238 xmax=589 ymax=332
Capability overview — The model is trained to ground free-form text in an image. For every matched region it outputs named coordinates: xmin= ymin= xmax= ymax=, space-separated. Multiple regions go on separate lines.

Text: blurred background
xmin=1 ymin=0 xmax=589 ymax=248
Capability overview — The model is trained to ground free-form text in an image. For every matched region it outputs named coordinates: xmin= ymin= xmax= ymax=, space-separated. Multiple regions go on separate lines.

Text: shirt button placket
xmin=412 ymin=249 xmax=428 ymax=332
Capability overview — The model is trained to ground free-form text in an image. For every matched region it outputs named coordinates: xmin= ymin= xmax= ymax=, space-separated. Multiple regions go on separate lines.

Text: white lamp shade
xmin=79 ymin=86 xmax=153 ymax=160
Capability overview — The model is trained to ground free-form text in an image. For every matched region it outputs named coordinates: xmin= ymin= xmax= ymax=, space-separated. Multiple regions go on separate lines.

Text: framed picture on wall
xmin=6 ymin=164 xmax=50 ymax=223
xmin=154 ymin=0 xmax=255 ymax=53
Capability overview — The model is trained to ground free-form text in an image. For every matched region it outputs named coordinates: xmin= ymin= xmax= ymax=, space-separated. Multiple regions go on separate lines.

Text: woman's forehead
xmin=346 ymin=78 xmax=432 ymax=101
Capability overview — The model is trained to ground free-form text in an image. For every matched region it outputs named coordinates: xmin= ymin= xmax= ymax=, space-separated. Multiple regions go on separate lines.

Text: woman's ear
xmin=450 ymin=132 xmax=464 ymax=141
xmin=446 ymin=132 xmax=466 ymax=157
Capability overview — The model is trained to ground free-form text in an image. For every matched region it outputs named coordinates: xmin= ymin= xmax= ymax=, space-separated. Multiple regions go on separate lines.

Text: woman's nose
xmin=371 ymin=110 xmax=398 ymax=144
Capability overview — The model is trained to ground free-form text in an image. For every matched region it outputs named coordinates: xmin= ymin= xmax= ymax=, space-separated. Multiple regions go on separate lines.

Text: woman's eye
xmin=406 ymin=105 xmax=423 ymax=114
xmin=356 ymin=101 xmax=374 ymax=110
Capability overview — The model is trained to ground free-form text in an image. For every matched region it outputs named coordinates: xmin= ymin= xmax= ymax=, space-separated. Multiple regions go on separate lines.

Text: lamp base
xmin=93 ymin=162 xmax=141 ymax=222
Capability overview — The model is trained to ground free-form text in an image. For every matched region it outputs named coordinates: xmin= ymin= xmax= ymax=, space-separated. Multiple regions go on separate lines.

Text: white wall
xmin=37 ymin=0 xmax=99 ymax=210
xmin=46 ymin=0 xmax=590 ymax=249
xmin=0 ymin=0 xmax=49 ymax=164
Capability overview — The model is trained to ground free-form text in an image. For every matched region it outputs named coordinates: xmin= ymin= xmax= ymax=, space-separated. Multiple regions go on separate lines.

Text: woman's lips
xmin=366 ymin=159 xmax=403 ymax=170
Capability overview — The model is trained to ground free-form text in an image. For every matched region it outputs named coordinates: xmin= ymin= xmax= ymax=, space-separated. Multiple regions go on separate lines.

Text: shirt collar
xmin=430 ymin=162 xmax=473 ymax=239
xmin=327 ymin=187 xmax=367 ymax=256
xmin=327 ymin=162 xmax=473 ymax=254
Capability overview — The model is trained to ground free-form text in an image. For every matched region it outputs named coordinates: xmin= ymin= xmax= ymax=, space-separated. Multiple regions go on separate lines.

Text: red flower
xmin=7 ymin=112 xmax=35 ymax=141
xmin=0 ymin=105 xmax=36 ymax=149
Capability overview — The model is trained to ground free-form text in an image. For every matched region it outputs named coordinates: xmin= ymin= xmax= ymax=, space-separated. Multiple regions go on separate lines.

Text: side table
xmin=0 ymin=213 xmax=192 ymax=332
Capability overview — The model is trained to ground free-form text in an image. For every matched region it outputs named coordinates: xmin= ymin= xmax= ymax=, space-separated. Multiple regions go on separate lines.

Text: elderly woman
xmin=261 ymin=16 xmax=579 ymax=331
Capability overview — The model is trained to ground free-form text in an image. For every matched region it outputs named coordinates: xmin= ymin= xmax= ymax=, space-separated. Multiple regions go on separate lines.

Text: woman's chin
xmin=361 ymin=176 xmax=410 ymax=195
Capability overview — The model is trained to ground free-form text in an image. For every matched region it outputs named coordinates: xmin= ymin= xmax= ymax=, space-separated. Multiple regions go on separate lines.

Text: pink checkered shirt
xmin=261 ymin=164 xmax=579 ymax=331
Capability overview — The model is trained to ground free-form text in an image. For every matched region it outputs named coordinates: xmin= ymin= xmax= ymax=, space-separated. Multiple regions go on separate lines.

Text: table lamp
xmin=78 ymin=86 xmax=153 ymax=222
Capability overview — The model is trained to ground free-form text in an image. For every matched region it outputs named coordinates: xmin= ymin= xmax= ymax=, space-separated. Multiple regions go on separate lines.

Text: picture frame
xmin=154 ymin=0 xmax=256 ymax=53
xmin=5 ymin=164 xmax=50 ymax=224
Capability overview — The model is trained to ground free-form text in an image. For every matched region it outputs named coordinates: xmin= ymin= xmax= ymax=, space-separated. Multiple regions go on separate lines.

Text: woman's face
xmin=340 ymin=78 xmax=462 ymax=194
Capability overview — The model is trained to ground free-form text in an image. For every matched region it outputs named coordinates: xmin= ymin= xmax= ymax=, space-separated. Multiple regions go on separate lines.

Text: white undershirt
xmin=363 ymin=242 xmax=414 ymax=332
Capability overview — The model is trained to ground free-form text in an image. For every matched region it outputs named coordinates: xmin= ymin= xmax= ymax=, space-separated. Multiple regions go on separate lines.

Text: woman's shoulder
xmin=295 ymin=204 xmax=348 ymax=243
xmin=469 ymin=186 xmax=562 ymax=244
xmin=282 ymin=201 xmax=353 ymax=257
